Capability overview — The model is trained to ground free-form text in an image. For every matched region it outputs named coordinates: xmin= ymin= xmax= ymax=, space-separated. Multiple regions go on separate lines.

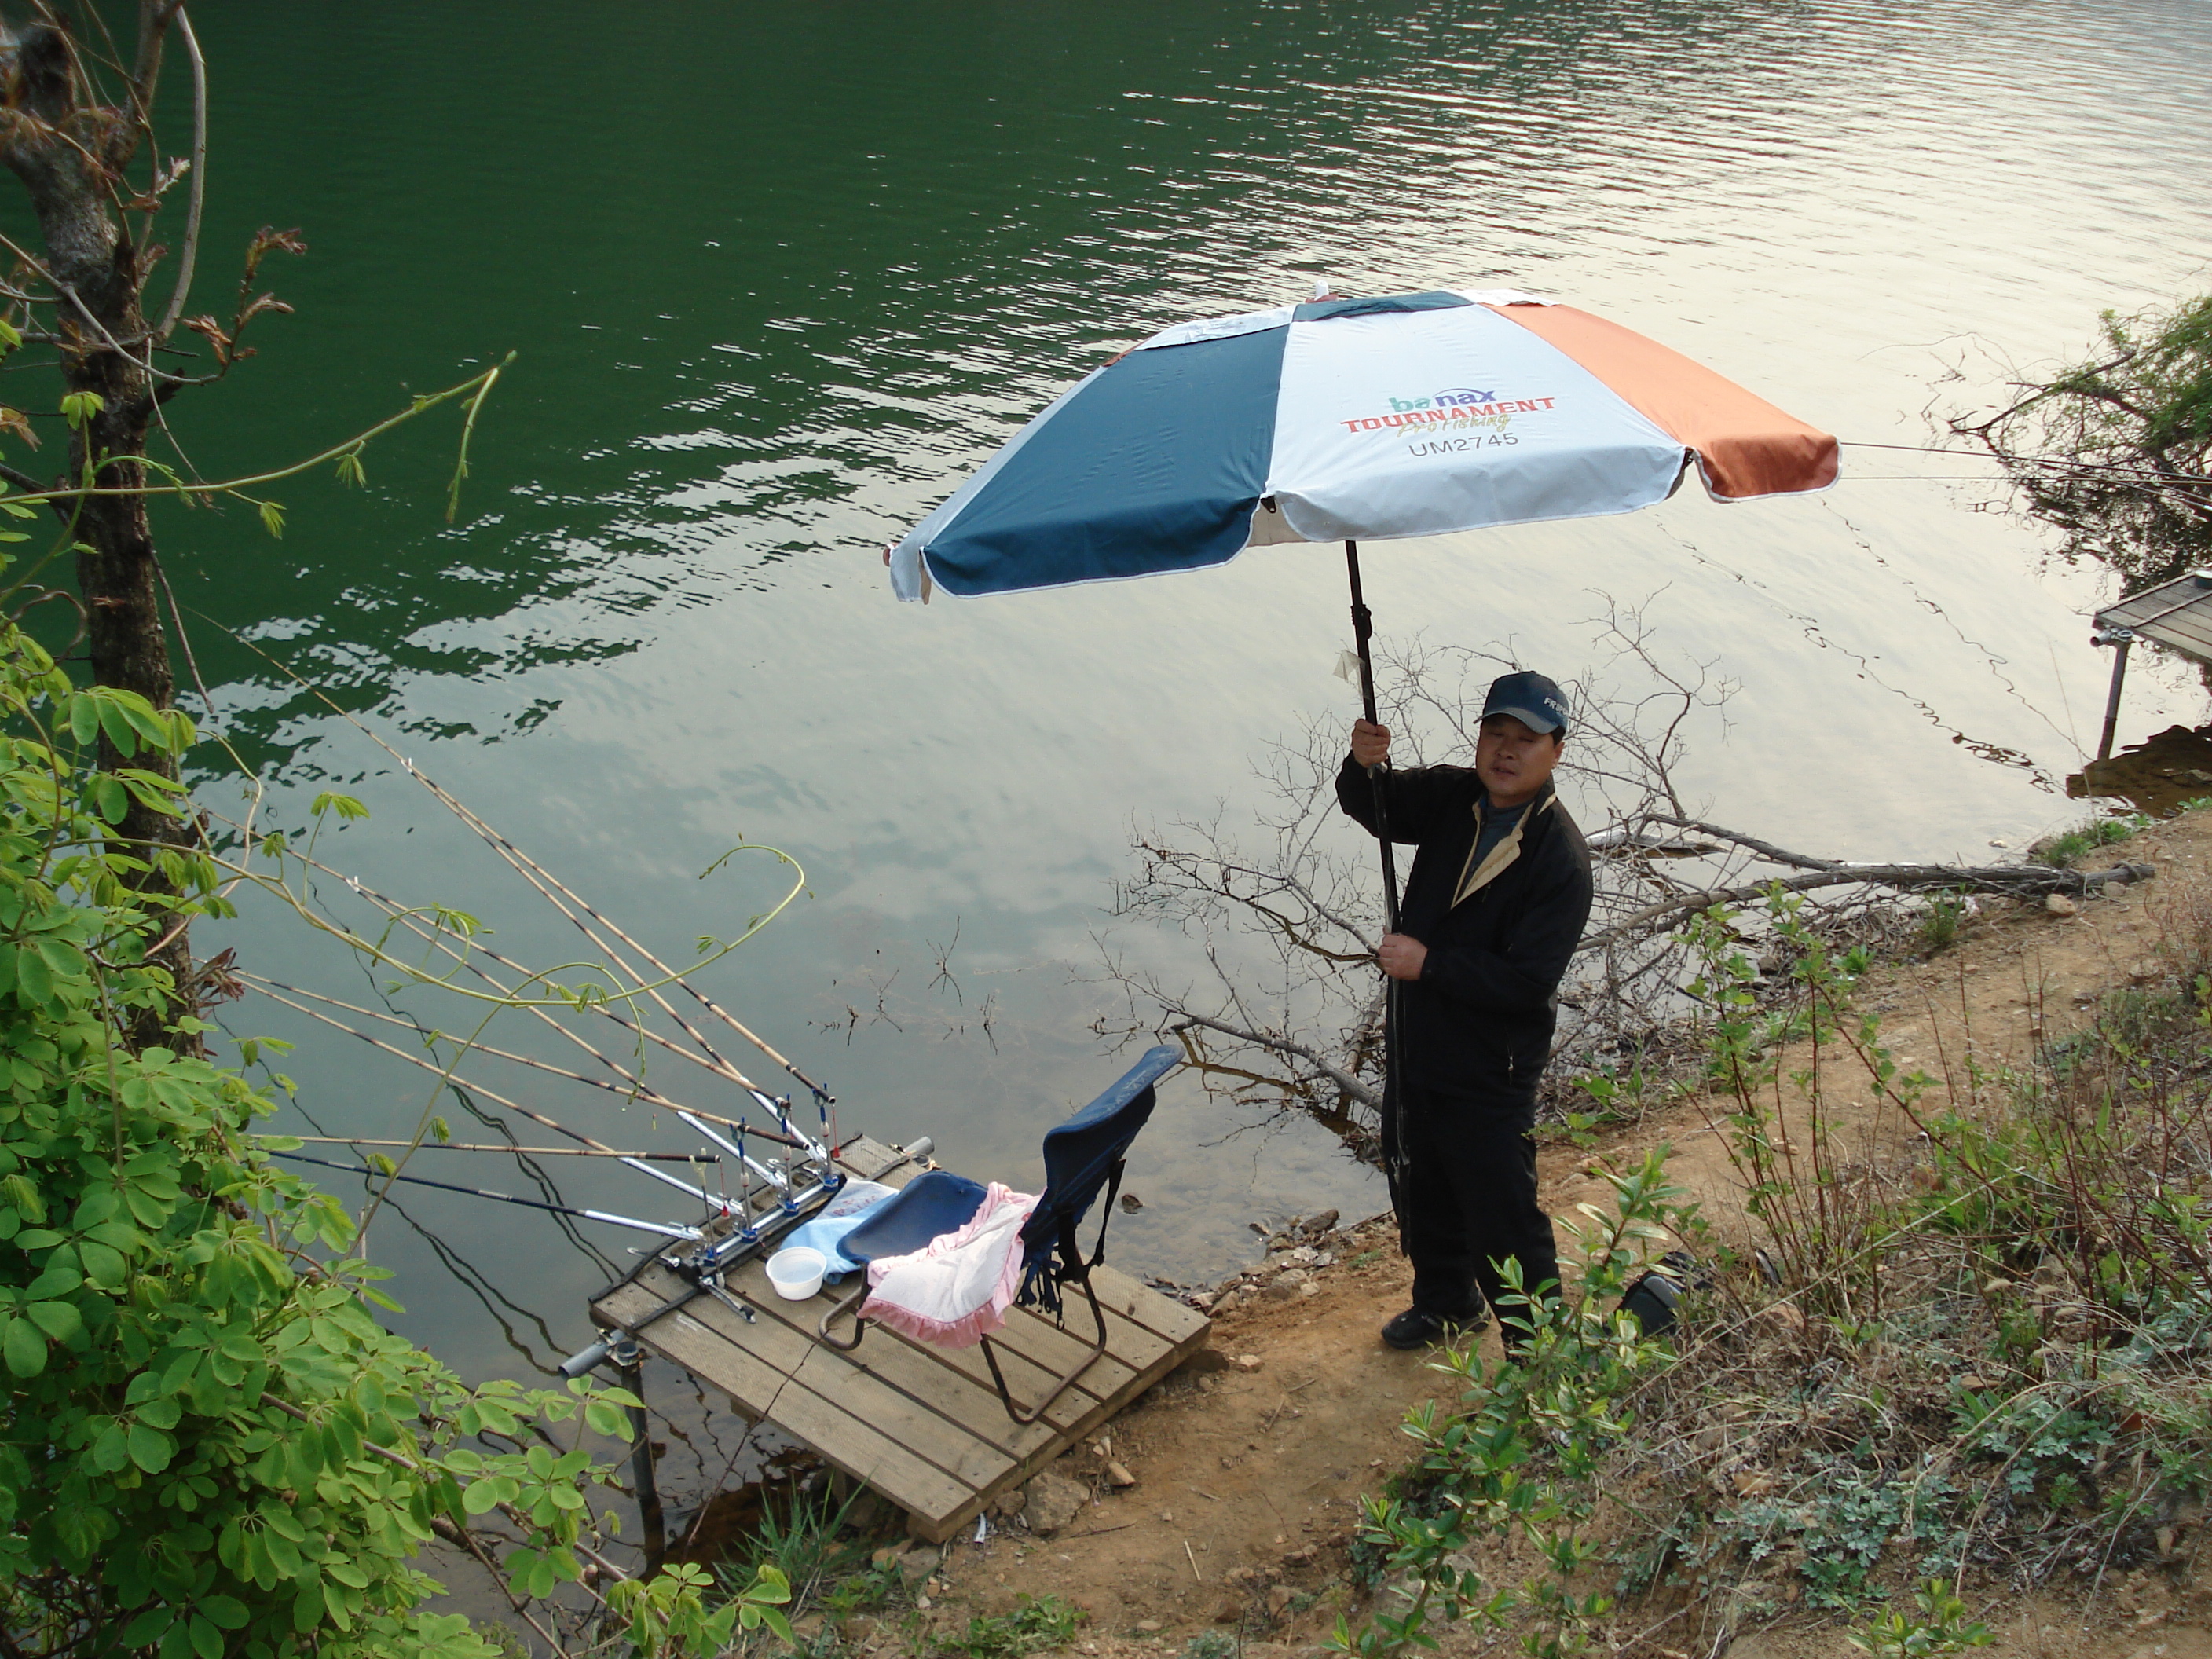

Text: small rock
xmin=2045 ymin=892 xmax=2079 ymax=917
xmin=871 ymin=1545 xmax=904 ymax=1571
xmin=916 ymin=1595 xmax=932 ymax=1611
xmin=1232 ymin=1353 xmax=1263 ymax=1371
xmin=1024 ymin=1473 xmax=1086 ymax=1536
xmin=1136 ymin=1621 xmax=1163 ymax=1634
xmin=1756 ymin=1301 xmax=1807 ymax=1334
xmin=1310 ymin=1251 xmax=1338 ymax=1269
xmin=1277 ymin=1245 xmax=1320 ymax=1268
xmin=1267 ymin=1584 xmax=1295 ymax=1616
xmin=1303 ymin=1208 xmax=1339 ymax=1236
xmin=1284 ymin=1545 xmax=1317 ymax=1566
xmin=897 ymin=1547 xmax=942 ymax=1588
xmin=991 ymin=1489 xmax=1027 ymax=1518
xmin=1265 ymin=1270 xmax=1309 ymax=1300
xmin=1106 ymin=1460 xmax=1137 ymax=1489
xmin=1298 ymin=1280 xmax=1320 ymax=1298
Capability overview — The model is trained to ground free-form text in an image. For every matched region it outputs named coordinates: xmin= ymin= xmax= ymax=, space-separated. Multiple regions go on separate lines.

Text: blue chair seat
xmin=836 ymin=1170 xmax=988 ymax=1270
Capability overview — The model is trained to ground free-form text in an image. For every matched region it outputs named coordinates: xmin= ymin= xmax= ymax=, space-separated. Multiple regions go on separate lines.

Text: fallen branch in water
xmin=1576 ymin=858 xmax=2156 ymax=954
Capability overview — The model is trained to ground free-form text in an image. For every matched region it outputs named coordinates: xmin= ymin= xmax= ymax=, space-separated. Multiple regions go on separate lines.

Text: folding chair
xmin=991 ymin=1043 xmax=1179 ymax=1423
xmin=818 ymin=1046 xmax=1180 ymax=1424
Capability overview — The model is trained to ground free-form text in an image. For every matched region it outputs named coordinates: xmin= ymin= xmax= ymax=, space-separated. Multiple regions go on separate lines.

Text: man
xmin=1337 ymin=670 xmax=1594 ymax=1352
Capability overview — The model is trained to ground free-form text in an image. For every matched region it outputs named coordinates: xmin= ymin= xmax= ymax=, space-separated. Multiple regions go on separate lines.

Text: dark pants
xmin=1384 ymin=1079 xmax=1559 ymax=1340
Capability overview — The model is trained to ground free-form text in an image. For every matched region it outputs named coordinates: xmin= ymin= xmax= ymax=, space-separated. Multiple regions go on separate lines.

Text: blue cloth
xmin=780 ymin=1181 xmax=897 ymax=1280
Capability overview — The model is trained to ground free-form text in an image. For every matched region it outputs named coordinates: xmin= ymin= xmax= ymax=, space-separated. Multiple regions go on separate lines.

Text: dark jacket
xmin=1336 ymin=756 xmax=1593 ymax=1098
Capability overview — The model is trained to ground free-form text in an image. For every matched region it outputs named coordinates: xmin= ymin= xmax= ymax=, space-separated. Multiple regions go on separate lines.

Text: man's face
xmin=1475 ymin=714 xmax=1563 ymax=808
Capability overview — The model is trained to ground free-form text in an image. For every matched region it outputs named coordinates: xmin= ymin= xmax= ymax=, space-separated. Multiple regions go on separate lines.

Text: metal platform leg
xmin=2098 ymin=632 xmax=2134 ymax=762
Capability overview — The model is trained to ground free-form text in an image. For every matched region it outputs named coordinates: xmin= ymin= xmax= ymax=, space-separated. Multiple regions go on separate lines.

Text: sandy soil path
xmin=848 ymin=813 xmax=2212 ymax=1659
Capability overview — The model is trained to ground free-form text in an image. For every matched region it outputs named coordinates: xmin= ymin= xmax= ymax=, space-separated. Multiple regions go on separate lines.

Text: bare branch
xmin=148 ymin=7 xmax=203 ymax=345
xmin=1576 ymin=859 xmax=2155 ymax=954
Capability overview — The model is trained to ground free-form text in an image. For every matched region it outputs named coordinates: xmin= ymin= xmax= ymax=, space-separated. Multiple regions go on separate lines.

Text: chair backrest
xmin=835 ymin=1170 xmax=988 ymax=1269
xmin=1016 ymin=1046 xmax=1179 ymax=1310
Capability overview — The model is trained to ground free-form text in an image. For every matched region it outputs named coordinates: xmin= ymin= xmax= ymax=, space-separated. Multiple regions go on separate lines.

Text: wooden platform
xmin=588 ymin=1138 xmax=1211 ymax=1542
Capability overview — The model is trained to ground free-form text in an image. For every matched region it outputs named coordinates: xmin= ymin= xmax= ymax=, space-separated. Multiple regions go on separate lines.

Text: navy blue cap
xmin=1481 ymin=670 xmax=1569 ymax=735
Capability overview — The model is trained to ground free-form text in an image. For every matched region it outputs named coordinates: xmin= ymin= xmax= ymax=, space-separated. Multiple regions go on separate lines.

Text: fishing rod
xmin=406 ymin=773 xmax=838 ymax=1106
xmin=250 ymin=850 xmax=812 ymax=1126
xmin=251 ymin=983 xmax=749 ymax=1218
xmin=277 ymin=1136 xmax=720 ymax=1163
xmin=270 ymin=1151 xmax=705 ymax=1240
xmin=242 ymin=973 xmax=809 ymax=1150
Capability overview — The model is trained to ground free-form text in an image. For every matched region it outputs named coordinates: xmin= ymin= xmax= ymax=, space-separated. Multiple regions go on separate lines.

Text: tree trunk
xmin=2 ymin=15 xmax=198 ymax=1048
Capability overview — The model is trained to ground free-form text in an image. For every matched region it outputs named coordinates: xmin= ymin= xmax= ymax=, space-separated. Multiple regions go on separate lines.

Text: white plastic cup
xmin=766 ymin=1246 xmax=828 ymax=1301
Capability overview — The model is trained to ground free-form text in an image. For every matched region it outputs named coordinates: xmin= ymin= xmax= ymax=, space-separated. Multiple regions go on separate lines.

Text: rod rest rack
xmin=559 ymin=1135 xmax=936 ymax=1379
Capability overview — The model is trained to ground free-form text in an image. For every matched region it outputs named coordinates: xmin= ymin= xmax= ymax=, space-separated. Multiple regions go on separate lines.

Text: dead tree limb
xmin=1577 ymin=860 xmax=2155 ymax=954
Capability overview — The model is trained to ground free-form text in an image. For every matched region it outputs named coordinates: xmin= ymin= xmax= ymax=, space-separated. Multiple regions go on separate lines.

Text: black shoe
xmin=1379 ymin=1306 xmax=1489 ymax=1351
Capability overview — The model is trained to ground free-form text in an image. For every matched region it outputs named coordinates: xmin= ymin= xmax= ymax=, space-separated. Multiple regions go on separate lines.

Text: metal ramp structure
xmin=2092 ymin=569 xmax=2212 ymax=758
xmin=587 ymin=1137 xmax=1210 ymax=1543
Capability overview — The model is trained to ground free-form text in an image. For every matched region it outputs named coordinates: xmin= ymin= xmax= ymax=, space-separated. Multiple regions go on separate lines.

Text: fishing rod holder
xmin=555 ymin=1128 xmax=937 ymax=1381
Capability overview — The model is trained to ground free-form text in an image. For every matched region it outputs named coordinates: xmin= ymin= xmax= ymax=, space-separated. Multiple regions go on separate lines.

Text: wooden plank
xmin=588 ymin=1143 xmax=1218 ymax=1543
xmin=728 ymin=1257 xmax=1111 ymax=1440
xmin=602 ymin=1269 xmax=994 ymax=1479
xmin=904 ymin=1294 xmax=1210 ymax=1544
xmin=612 ymin=1270 xmax=1005 ymax=1500
xmin=595 ymin=1287 xmax=970 ymax=1523
xmin=1090 ymin=1263 xmax=1209 ymax=1345
xmin=642 ymin=1265 xmax=1088 ymax=1496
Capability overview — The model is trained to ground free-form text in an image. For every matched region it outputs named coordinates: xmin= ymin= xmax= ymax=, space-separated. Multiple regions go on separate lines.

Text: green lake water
xmin=35 ymin=0 xmax=2211 ymax=1532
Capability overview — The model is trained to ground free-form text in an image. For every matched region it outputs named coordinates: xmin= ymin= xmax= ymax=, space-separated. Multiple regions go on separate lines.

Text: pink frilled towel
xmin=859 ymin=1181 xmax=1039 ymax=1349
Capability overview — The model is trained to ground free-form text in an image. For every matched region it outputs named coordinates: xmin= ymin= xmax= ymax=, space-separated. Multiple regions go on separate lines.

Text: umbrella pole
xmin=1347 ymin=541 xmax=1412 ymax=1243
xmin=1344 ymin=541 xmax=1402 ymax=932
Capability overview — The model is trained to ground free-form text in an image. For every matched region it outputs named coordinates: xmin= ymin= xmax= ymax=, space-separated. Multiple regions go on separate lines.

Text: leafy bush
xmin=938 ymin=1595 xmax=1086 ymax=1659
xmin=1331 ymin=1152 xmax=1698 ymax=1659
xmin=0 ymin=614 xmax=738 ymax=1655
xmin=2029 ymin=813 xmax=2144 ymax=869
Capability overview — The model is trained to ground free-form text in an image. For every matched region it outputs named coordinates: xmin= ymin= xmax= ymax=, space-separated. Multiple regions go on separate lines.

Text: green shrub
xmin=938 ymin=1594 xmax=1085 ymax=1659
xmin=2030 ymin=813 xmax=2145 ymax=868
xmin=0 ymin=613 xmax=731 ymax=1655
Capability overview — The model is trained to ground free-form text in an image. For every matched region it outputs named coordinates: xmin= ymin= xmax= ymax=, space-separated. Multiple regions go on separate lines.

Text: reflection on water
xmin=105 ymin=0 xmax=2212 ymax=1518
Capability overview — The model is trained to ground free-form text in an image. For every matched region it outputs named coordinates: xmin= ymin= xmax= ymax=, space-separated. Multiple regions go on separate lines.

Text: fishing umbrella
xmin=886 ymin=285 xmax=1837 ymax=933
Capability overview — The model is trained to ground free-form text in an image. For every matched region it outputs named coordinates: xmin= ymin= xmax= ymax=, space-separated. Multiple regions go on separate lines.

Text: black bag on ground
xmin=1619 ymin=1250 xmax=1705 ymax=1336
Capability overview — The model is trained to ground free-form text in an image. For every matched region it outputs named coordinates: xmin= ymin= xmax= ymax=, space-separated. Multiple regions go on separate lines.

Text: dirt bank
xmin=850 ymin=808 xmax=2212 ymax=1659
